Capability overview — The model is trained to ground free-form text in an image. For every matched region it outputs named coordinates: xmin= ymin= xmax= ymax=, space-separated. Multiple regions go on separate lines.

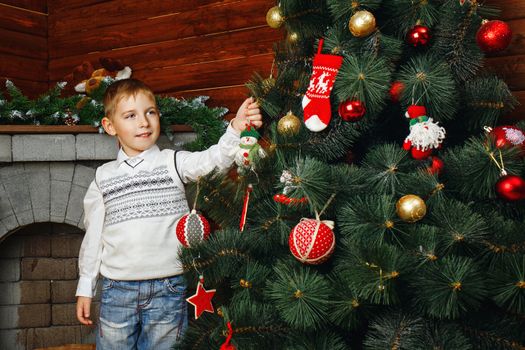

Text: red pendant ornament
xmin=389 ymin=81 xmax=405 ymax=103
xmin=289 ymin=219 xmax=335 ymax=265
xmin=186 ymin=276 xmax=216 ymax=319
xmin=476 ymin=20 xmax=512 ymax=53
xmin=219 ymin=321 xmax=237 ymax=350
xmin=490 ymin=125 xmax=525 ymax=155
xmin=176 ymin=209 xmax=211 ymax=247
xmin=495 ymin=175 xmax=525 ymax=201
xmin=338 ymin=100 xmax=366 ymax=122
xmin=427 ymin=156 xmax=444 ymax=175
xmin=239 ymin=184 xmax=253 ymax=232
xmin=407 ymin=25 xmax=431 ymax=47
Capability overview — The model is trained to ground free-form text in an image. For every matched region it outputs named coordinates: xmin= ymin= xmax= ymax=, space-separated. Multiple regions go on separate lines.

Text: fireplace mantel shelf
xmin=0 ymin=124 xmax=193 ymax=134
xmin=0 ymin=125 xmax=196 ymax=163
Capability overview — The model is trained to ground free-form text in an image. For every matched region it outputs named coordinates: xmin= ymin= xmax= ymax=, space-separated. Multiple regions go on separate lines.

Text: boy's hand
xmin=76 ymin=296 xmax=94 ymax=325
xmin=232 ymin=97 xmax=263 ymax=132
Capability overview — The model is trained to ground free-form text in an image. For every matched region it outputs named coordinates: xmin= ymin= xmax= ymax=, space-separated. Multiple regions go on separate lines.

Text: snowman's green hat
xmin=240 ymin=125 xmax=260 ymax=139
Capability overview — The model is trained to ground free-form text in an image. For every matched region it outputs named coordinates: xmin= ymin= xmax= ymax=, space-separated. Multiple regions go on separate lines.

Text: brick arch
xmin=0 ymin=162 xmax=95 ymax=242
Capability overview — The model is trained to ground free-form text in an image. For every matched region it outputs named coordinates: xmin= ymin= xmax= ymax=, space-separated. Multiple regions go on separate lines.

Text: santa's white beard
xmin=405 ymin=118 xmax=446 ymax=151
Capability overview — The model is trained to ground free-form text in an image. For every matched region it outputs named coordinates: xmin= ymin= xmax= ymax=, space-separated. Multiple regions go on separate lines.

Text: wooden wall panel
xmin=48 ymin=0 xmax=278 ymax=117
xmin=0 ymin=1 xmax=47 ymax=99
xmin=3 ymin=1 xmax=517 ymax=123
xmin=485 ymin=0 xmax=525 ymax=121
xmin=1 ymin=0 xmax=46 ymax=13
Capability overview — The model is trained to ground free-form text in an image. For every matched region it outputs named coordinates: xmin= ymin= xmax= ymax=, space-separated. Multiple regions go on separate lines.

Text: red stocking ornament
xmin=302 ymin=39 xmax=343 ymax=132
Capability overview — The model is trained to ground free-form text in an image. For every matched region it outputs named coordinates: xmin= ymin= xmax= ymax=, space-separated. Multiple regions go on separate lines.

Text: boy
xmin=75 ymin=78 xmax=262 ymax=349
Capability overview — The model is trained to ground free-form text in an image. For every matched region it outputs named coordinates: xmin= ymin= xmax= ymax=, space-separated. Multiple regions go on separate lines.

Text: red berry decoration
xmin=490 ymin=125 xmax=525 ymax=155
xmin=476 ymin=20 xmax=512 ymax=53
xmin=273 ymin=194 xmax=284 ymax=203
xmin=427 ymin=156 xmax=444 ymax=175
xmin=389 ymin=81 xmax=405 ymax=103
xmin=176 ymin=209 xmax=211 ymax=247
xmin=289 ymin=219 xmax=335 ymax=265
xmin=495 ymin=175 xmax=525 ymax=201
xmin=407 ymin=25 xmax=431 ymax=47
xmin=338 ymin=100 xmax=366 ymax=122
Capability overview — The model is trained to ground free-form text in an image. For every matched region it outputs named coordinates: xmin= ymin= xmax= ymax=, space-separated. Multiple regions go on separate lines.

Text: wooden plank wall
xmin=484 ymin=0 xmax=524 ymax=121
xmin=47 ymin=0 xmax=281 ymax=118
xmin=0 ymin=1 xmax=48 ymax=98
xmin=0 ymin=1 xmax=522 ymax=121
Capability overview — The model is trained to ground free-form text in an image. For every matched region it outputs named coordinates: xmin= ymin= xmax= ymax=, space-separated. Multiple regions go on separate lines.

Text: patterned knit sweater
xmin=76 ymin=125 xmax=240 ymax=297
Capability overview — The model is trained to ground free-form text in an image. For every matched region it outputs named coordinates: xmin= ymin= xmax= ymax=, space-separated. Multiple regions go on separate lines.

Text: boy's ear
xmin=101 ymin=117 xmax=116 ymax=136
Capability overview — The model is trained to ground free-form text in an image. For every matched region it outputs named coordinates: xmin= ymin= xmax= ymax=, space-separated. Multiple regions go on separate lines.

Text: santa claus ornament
xmin=302 ymin=39 xmax=343 ymax=132
xmin=403 ymin=105 xmax=446 ymax=160
xmin=289 ymin=218 xmax=335 ymax=265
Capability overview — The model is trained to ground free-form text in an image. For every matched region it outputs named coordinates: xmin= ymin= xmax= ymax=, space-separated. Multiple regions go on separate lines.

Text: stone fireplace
xmin=0 ymin=130 xmax=194 ymax=349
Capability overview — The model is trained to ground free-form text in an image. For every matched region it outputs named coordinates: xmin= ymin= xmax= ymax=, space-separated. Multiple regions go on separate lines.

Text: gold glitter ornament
xmin=277 ymin=111 xmax=301 ymax=135
xmin=287 ymin=31 xmax=300 ymax=44
xmin=266 ymin=6 xmax=284 ymax=28
xmin=349 ymin=10 xmax=376 ymax=37
xmin=396 ymin=195 xmax=426 ymax=223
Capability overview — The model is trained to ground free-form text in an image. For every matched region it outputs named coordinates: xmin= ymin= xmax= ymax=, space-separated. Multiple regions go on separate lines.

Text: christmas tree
xmin=176 ymin=1 xmax=525 ymax=349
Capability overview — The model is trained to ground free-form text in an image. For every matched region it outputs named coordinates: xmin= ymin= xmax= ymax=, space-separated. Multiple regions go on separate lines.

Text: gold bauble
xmin=266 ymin=6 xmax=284 ymax=28
xmin=277 ymin=111 xmax=301 ymax=135
xmin=287 ymin=31 xmax=300 ymax=44
xmin=349 ymin=10 xmax=376 ymax=37
xmin=396 ymin=195 xmax=426 ymax=223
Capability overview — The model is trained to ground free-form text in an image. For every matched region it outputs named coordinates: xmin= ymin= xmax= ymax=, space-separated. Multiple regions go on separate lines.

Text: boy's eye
xmin=147 ymin=110 xmax=158 ymax=116
xmin=125 ymin=113 xmax=135 ymax=119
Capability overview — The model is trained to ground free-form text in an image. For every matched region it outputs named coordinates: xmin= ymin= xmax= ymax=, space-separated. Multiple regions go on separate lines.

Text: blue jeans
xmin=96 ymin=275 xmax=188 ymax=350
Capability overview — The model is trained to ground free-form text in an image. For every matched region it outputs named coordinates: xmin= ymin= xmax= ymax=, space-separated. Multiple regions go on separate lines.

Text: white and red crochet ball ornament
xmin=403 ymin=105 xmax=446 ymax=160
xmin=176 ymin=209 xmax=211 ymax=247
xmin=490 ymin=125 xmax=525 ymax=156
xmin=289 ymin=219 xmax=335 ymax=265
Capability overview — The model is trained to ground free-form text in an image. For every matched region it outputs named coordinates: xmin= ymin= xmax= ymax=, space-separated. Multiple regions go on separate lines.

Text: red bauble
xmin=407 ymin=25 xmax=431 ymax=47
xmin=176 ymin=209 xmax=211 ymax=247
xmin=389 ymin=81 xmax=405 ymax=103
xmin=427 ymin=156 xmax=444 ymax=175
xmin=476 ymin=20 xmax=512 ymax=53
xmin=338 ymin=100 xmax=366 ymax=122
xmin=490 ymin=125 xmax=525 ymax=155
xmin=495 ymin=175 xmax=525 ymax=201
xmin=289 ymin=219 xmax=335 ymax=265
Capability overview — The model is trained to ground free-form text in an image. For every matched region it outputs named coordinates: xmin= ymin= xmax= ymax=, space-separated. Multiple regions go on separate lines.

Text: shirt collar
xmin=117 ymin=145 xmax=160 ymax=168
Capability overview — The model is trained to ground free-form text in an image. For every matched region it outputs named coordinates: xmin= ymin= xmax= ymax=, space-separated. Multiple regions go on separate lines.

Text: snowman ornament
xmin=235 ymin=125 xmax=266 ymax=175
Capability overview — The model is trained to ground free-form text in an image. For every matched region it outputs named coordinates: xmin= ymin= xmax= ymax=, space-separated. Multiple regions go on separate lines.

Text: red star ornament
xmin=186 ymin=280 xmax=216 ymax=319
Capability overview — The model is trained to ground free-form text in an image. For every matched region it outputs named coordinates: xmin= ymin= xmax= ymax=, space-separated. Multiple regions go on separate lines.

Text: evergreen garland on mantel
xmin=0 ymin=79 xmax=229 ymax=152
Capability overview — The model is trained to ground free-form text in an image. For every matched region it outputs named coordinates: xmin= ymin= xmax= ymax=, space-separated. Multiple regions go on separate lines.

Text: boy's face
xmin=102 ymin=92 xmax=160 ymax=157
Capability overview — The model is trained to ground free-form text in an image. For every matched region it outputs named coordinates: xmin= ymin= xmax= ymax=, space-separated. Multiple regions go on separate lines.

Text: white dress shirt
xmin=76 ymin=124 xmax=240 ymax=297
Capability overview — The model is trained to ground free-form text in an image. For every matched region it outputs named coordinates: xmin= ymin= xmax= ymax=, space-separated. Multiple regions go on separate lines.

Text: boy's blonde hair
xmin=103 ymin=78 xmax=156 ymax=118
